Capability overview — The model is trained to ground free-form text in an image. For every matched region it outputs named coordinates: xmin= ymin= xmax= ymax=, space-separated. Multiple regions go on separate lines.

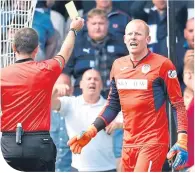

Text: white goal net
xmin=0 ymin=0 xmax=37 ymax=68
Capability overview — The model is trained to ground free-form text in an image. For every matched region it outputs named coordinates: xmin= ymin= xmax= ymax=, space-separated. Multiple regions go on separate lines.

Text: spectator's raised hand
xmin=52 ymin=84 xmax=70 ymax=97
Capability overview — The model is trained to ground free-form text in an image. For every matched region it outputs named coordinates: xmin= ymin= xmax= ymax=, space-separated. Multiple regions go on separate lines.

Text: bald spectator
xmin=52 ymin=69 xmax=119 ymax=172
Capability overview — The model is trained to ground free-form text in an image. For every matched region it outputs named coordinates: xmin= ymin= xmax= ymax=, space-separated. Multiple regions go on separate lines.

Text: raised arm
xmin=51 ymin=83 xmax=71 ymax=111
xmin=54 ymin=17 xmax=84 ymax=69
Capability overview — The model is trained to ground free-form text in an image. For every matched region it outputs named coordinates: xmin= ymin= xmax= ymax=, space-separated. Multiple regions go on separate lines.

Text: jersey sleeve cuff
xmin=93 ymin=117 xmax=106 ymax=132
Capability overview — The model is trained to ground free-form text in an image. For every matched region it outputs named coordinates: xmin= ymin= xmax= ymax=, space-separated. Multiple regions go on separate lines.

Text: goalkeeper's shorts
xmin=122 ymin=144 xmax=168 ymax=172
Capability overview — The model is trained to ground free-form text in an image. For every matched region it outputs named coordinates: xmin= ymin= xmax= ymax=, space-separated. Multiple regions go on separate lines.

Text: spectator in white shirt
xmin=52 ymin=69 xmax=122 ymax=172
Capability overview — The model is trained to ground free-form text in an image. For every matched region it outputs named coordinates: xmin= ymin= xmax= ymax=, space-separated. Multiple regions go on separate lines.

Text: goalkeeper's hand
xmin=167 ymin=133 xmax=188 ymax=171
xmin=67 ymin=125 xmax=97 ymax=154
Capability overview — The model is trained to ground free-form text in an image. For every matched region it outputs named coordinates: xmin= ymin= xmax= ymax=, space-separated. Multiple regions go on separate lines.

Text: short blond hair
xmin=87 ymin=8 xmax=108 ymax=20
xmin=125 ymin=19 xmax=150 ymax=36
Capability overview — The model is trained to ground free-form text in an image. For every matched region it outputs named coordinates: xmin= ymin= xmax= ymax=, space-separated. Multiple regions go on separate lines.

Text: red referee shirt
xmin=1 ymin=56 xmax=64 ymax=132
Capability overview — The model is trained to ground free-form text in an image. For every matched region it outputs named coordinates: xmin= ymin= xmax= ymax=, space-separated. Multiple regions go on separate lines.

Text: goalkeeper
xmin=68 ymin=19 xmax=188 ymax=172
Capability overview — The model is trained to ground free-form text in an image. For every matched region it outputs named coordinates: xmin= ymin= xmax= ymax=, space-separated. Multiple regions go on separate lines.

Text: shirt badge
xmin=107 ymin=45 xmax=115 ymax=53
xmin=141 ymin=64 xmax=151 ymax=74
xmin=113 ymin=24 xmax=118 ymax=28
xmin=168 ymin=70 xmax=177 ymax=78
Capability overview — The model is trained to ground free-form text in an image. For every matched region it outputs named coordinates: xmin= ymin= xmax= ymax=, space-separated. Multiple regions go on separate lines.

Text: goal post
xmin=0 ymin=0 xmax=37 ymax=68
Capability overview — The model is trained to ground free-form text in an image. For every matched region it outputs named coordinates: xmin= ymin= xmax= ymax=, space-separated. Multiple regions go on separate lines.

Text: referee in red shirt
xmin=0 ymin=17 xmax=84 ymax=172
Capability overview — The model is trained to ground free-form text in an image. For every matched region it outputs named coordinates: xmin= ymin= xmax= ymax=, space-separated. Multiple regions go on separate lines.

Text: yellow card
xmin=65 ymin=1 xmax=79 ymax=20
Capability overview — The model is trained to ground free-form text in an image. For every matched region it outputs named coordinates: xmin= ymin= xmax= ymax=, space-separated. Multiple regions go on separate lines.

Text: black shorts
xmin=1 ymin=131 xmax=57 ymax=172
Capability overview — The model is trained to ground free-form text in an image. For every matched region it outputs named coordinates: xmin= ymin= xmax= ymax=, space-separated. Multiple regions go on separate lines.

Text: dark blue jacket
xmin=64 ymin=32 xmax=128 ymax=97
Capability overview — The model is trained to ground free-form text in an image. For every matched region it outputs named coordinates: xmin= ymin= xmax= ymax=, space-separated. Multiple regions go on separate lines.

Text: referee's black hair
xmin=14 ymin=28 xmax=39 ymax=54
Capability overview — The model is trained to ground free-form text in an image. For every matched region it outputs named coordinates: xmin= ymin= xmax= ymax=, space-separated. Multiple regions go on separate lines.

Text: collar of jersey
xmin=15 ymin=58 xmax=34 ymax=63
xmin=130 ymin=49 xmax=151 ymax=68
